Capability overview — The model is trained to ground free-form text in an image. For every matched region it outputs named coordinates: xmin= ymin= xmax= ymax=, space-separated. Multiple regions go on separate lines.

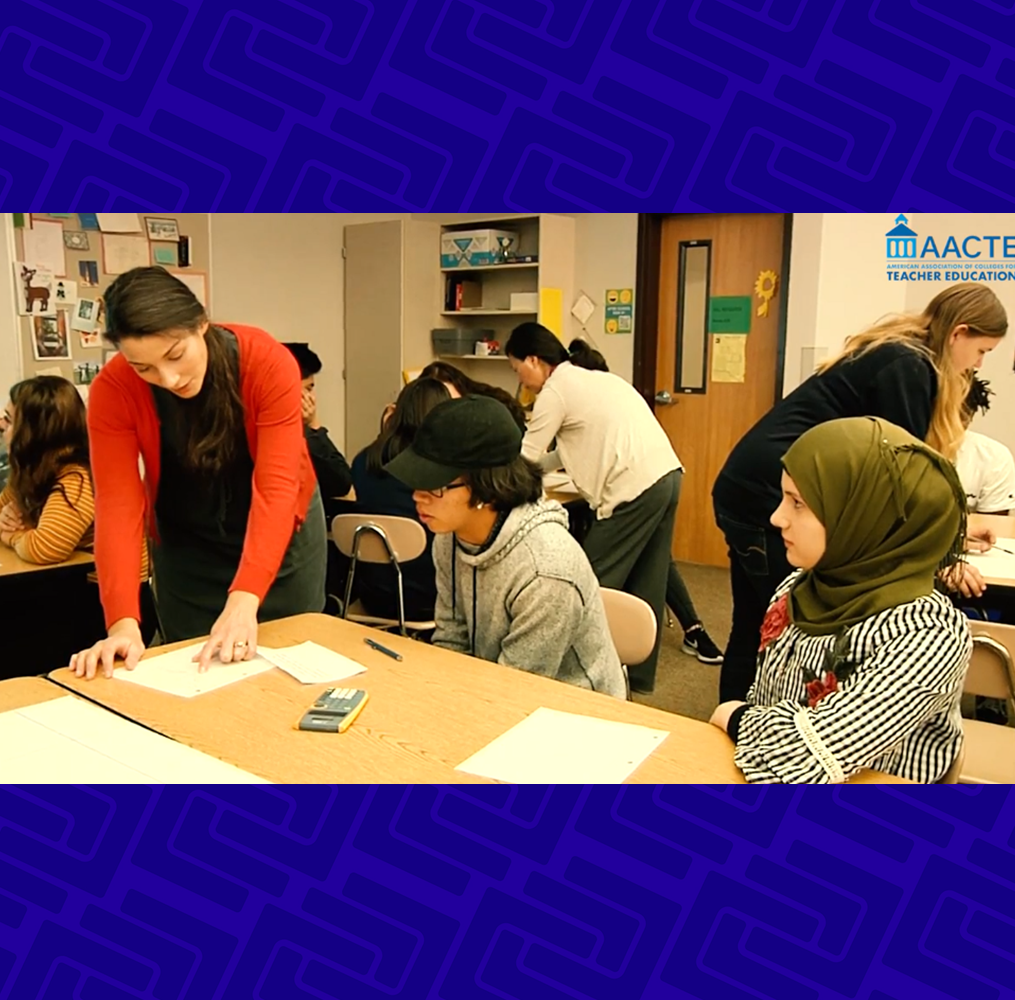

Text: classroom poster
xmin=604 ymin=288 xmax=633 ymax=334
xmin=32 ymin=313 xmax=70 ymax=361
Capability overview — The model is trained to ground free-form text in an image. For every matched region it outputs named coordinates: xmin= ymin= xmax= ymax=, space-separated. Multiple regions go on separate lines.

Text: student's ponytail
xmin=567 ymin=339 xmax=609 ymax=372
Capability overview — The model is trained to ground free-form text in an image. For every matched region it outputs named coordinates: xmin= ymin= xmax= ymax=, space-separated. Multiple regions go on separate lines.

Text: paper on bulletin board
xmin=102 ymin=234 xmax=149 ymax=274
xmin=96 ymin=213 xmax=142 ymax=233
xmin=711 ymin=335 xmax=746 ymax=383
xmin=173 ymin=270 xmax=208 ymax=309
xmin=539 ymin=287 xmax=563 ymax=341
xmin=23 ymin=221 xmax=67 ymax=276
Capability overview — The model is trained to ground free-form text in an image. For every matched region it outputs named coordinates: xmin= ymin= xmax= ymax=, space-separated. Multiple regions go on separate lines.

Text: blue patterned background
xmin=4 ymin=0 xmax=1015 ymax=994
xmin=4 ymin=0 xmax=1015 ymax=209
xmin=0 ymin=785 xmax=1013 ymax=999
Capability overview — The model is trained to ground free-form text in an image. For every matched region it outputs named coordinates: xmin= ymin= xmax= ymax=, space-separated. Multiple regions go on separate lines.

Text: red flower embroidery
xmin=759 ymin=594 xmax=790 ymax=652
xmin=805 ymin=671 xmax=839 ymax=709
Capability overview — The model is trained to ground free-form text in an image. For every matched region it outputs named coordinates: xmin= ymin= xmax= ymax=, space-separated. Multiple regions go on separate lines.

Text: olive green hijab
xmin=782 ymin=417 xmax=966 ymax=636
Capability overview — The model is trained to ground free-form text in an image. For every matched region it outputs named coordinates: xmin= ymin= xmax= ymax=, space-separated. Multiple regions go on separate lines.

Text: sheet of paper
xmin=456 ymin=706 xmax=669 ymax=784
xmin=711 ymin=334 xmax=747 ymax=383
xmin=260 ymin=642 xmax=367 ymax=685
xmin=0 ymin=697 xmax=268 ymax=783
xmin=966 ymin=537 xmax=1015 ymax=582
xmin=173 ymin=271 xmax=208 ymax=308
xmin=96 ymin=213 xmax=142 ymax=233
xmin=102 ymin=234 xmax=150 ymax=274
xmin=113 ymin=642 xmax=275 ymax=698
xmin=23 ymin=220 xmax=67 ymax=276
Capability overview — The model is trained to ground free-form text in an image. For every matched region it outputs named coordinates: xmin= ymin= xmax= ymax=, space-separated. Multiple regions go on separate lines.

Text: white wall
xmin=210 ymin=213 xmax=405 ymax=450
xmin=0 ymin=216 xmax=22 ymax=396
xmin=784 ymin=213 xmax=907 ymax=394
xmin=569 ymin=213 xmax=638 ymax=381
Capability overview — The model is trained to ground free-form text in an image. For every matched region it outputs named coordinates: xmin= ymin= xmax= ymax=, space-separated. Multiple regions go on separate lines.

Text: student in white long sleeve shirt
xmin=506 ymin=323 xmax=681 ymax=692
xmin=956 ymin=376 xmax=1015 ymax=516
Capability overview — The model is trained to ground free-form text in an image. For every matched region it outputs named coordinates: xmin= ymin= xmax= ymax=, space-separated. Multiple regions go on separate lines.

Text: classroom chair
xmin=959 ymin=625 xmax=1015 ymax=784
xmin=331 ymin=514 xmax=435 ymax=637
xmin=601 ymin=588 xmax=656 ymax=702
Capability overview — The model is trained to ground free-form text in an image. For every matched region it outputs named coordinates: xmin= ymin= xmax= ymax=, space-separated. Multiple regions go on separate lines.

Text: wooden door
xmin=655 ymin=214 xmax=786 ymax=568
xmin=344 ymin=220 xmax=404 ymax=458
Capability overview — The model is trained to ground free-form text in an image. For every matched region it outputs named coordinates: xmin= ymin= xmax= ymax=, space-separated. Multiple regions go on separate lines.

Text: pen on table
xmin=364 ymin=637 xmax=403 ymax=661
xmin=994 ymin=544 xmax=1015 ymax=555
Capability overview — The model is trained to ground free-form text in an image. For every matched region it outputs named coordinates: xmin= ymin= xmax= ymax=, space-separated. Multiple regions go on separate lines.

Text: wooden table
xmin=0 ymin=676 xmax=69 ymax=712
xmin=50 ymin=613 xmax=907 ymax=784
xmin=0 ymin=547 xmax=94 ymax=577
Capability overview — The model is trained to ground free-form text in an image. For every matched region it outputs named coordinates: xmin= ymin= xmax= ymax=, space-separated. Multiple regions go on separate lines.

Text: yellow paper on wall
xmin=539 ymin=287 xmax=563 ymax=341
xmin=711 ymin=335 xmax=746 ymax=383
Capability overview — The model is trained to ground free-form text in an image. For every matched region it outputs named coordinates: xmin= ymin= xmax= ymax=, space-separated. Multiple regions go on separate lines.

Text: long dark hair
xmin=103 ymin=267 xmax=245 ymax=476
xmin=505 ymin=322 xmax=569 ymax=366
xmin=8 ymin=376 xmax=90 ymax=525
xmin=566 ymin=338 xmax=609 ymax=372
xmin=419 ymin=361 xmax=527 ymax=431
xmin=363 ymin=377 xmax=450 ymax=474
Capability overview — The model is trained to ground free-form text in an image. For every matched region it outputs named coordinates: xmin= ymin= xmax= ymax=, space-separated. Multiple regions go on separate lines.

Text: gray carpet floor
xmin=633 ymin=561 xmax=733 ymax=722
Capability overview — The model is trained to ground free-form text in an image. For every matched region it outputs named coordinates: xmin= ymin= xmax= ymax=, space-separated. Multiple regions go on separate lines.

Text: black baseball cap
xmin=385 ymin=396 xmax=523 ymax=491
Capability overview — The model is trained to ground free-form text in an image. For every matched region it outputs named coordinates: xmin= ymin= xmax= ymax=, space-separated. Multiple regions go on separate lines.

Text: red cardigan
xmin=88 ymin=324 xmax=317 ymax=628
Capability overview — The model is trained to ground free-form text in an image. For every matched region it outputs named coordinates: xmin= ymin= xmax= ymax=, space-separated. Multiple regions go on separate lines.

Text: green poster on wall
xmin=709 ymin=296 xmax=751 ymax=334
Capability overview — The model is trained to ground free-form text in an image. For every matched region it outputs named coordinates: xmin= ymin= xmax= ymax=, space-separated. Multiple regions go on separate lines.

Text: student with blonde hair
xmin=714 ymin=284 xmax=1007 ymax=702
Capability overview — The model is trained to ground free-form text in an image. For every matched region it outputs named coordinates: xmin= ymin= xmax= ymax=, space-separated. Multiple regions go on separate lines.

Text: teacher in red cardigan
xmin=70 ymin=267 xmax=326 ymax=679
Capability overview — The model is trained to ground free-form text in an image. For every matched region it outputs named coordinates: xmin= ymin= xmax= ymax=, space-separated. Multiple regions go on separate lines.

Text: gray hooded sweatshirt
xmin=433 ymin=499 xmax=626 ymax=699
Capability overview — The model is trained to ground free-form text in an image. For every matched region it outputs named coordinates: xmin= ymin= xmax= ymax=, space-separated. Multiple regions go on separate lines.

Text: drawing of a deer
xmin=21 ymin=266 xmax=50 ymax=313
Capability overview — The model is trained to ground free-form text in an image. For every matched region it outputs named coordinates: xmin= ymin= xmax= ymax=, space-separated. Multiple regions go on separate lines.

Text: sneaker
xmin=682 ymin=626 xmax=723 ymax=664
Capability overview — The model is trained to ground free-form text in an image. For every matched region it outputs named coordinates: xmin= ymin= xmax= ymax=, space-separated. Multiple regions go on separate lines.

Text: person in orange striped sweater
xmin=0 ymin=377 xmax=95 ymax=563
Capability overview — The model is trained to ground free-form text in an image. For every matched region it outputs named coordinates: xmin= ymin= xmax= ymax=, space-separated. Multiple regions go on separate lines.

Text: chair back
xmin=967 ymin=625 xmax=1015 ymax=704
xmin=600 ymin=588 xmax=657 ymax=667
xmin=331 ymin=514 xmax=427 ymax=565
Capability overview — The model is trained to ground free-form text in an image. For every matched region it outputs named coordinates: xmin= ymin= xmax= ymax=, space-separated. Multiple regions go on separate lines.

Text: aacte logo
xmin=886 ymin=214 xmax=917 ymax=259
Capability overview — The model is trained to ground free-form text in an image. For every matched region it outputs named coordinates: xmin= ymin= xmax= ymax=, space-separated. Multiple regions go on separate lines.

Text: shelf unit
xmin=435 ymin=214 xmax=575 ymax=395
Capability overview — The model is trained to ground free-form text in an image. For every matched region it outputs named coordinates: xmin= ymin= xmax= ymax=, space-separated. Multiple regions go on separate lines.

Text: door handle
xmin=655 ymin=390 xmax=674 ymax=405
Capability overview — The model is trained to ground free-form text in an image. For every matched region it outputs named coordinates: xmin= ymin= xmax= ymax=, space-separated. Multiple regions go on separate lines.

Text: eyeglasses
xmin=424 ymin=483 xmax=469 ymax=499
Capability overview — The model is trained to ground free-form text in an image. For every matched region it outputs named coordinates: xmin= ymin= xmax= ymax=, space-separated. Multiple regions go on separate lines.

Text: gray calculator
xmin=296 ymin=688 xmax=369 ymax=733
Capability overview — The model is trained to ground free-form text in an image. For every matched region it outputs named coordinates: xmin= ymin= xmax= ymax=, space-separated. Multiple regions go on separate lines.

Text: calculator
xmin=296 ymin=688 xmax=369 ymax=733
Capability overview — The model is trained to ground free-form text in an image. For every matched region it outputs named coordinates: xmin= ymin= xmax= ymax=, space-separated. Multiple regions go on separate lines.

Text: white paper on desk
xmin=0 ymin=696 xmax=267 ymax=783
xmin=456 ymin=707 xmax=669 ymax=784
xmin=260 ymin=642 xmax=367 ymax=685
xmin=113 ymin=642 xmax=275 ymax=697
xmin=966 ymin=538 xmax=1015 ymax=581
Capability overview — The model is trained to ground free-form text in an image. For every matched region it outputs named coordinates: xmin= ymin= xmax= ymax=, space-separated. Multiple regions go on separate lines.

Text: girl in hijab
xmin=710 ymin=417 xmax=971 ymax=784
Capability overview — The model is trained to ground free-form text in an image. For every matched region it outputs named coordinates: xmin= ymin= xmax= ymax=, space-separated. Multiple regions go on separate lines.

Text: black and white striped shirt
xmin=733 ymin=574 xmax=971 ymax=784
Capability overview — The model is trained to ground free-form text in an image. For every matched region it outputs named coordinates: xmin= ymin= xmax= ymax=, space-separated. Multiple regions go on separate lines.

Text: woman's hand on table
xmin=195 ymin=590 xmax=259 ymax=672
xmin=0 ymin=504 xmax=25 ymax=536
xmin=941 ymin=562 xmax=987 ymax=599
xmin=70 ymin=618 xmax=145 ymax=680
xmin=966 ymin=526 xmax=996 ymax=554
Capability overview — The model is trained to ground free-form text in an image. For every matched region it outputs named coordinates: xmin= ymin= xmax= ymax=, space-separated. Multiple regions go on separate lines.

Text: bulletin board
xmin=12 ymin=213 xmax=210 ymax=391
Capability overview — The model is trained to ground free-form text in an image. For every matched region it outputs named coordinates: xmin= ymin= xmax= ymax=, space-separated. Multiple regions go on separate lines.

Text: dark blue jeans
xmin=714 ymin=506 xmax=794 ymax=703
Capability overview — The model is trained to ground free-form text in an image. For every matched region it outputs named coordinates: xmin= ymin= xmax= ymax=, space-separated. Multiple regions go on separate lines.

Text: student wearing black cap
xmin=282 ymin=343 xmax=353 ymax=524
xmin=386 ymin=396 xmax=627 ymax=699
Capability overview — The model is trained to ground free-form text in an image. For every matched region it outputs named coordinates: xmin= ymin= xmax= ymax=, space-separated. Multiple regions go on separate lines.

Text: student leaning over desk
xmin=505 ymin=323 xmax=682 ymax=695
xmin=385 ymin=395 xmax=627 ymax=700
xmin=69 ymin=267 xmax=325 ymax=680
xmin=714 ymin=284 xmax=1007 ymax=705
xmin=711 ymin=418 xmax=971 ymax=784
